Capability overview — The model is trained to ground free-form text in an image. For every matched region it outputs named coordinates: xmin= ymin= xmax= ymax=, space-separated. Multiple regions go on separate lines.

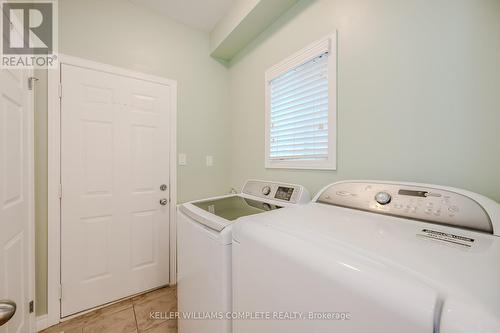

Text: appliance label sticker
xmin=417 ymin=229 xmax=474 ymax=248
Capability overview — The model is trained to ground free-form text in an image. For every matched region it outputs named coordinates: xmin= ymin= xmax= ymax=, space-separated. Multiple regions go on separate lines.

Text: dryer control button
xmin=375 ymin=192 xmax=392 ymax=205
xmin=262 ymin=186 xmax=271 ymax=196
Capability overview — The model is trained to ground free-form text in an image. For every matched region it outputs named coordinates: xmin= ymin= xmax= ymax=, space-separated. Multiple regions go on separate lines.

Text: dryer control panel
xmin=317 ymin=182 xmax=493 ymax=234
xmin=242 ymin=180 xmax=310 ymax=204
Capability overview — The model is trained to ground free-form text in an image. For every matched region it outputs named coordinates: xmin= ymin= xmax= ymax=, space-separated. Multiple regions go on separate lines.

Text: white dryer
xmin=232 ymin=181 xmax=500 ymax=333
xmin=177 ymin=180 xmax=310 ymax=333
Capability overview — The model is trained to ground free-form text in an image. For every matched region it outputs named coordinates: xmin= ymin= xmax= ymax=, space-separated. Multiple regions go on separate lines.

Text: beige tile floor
xmin=41 ymin=286 xmax=177 ymax=333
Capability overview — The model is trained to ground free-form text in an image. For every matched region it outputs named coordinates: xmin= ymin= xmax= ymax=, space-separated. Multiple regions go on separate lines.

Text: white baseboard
xmin=36 ymin=315 xmax=48 ymax=332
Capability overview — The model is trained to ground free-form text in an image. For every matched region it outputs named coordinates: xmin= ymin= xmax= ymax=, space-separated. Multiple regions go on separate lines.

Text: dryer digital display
xmin=275 ymin=187 xmax=294 ymax=201
xmin=398 ymin=189 xmax=428 ymax=197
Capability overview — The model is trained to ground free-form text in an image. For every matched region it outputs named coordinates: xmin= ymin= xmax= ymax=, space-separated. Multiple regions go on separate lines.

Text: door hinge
xmin=59 ymin=285 xmax=63 ymax=300
xmin=58 ymin=184 xmax=62 ymax=199
xmin=28 ymin=77 xmax=39 ymax=90
xmin=58 ymin=83 xmax=62 ymax=99
xmin=29 ymin=300 xmax=34 ymax=313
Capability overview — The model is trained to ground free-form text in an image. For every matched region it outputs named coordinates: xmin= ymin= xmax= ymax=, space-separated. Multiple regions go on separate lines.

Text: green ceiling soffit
xmin=210 ymin=0 xmax=300 ymax=63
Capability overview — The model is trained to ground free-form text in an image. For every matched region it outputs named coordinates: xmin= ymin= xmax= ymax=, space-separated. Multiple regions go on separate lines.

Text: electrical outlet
xmin=178 ymin=153 xmax=187 ymax=166
xmin=206 ymin=155 xmax=213 ymax=167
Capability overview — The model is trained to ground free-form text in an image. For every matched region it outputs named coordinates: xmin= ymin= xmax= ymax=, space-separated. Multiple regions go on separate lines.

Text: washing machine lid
xmin=180 ymin=194 xmax=282 ymax=232
xmin=191 ymin=195 xmax=282 ymax=221
xmin=179 ymin=180 xmax=311 ymax=232
xmin=232 ymin=181 xmax=500 ymax=331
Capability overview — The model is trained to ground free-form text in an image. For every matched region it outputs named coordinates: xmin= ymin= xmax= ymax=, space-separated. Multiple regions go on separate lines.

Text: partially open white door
xmin=60 ymin=64 xmax=171 ymax=317
xmin=0 ymin=68 xmax=35 ymax=332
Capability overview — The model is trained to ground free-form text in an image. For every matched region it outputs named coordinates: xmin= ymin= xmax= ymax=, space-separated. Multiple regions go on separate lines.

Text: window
xmin=265 ymin=34 xmax=336 ymax=170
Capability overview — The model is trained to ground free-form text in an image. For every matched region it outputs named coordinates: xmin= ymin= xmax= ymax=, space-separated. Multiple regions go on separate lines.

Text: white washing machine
xmin=232 ymin=181 xmax=500 ymax=333
xmin=177 ymin=180 xmax=310 ymax=333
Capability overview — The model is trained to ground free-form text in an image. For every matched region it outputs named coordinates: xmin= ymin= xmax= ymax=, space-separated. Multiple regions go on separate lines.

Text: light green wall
xmin=228 ymin=0 xmax=500 ymax=201
xmin=35 ymin=0 xmax=231 ymax=315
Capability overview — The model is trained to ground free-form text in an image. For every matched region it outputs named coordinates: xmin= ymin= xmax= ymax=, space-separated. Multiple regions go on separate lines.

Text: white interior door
xmin=60 ymin=64 xmax=171 ymax=317
xmin=0 ymin=68 xmax=35 ymax=332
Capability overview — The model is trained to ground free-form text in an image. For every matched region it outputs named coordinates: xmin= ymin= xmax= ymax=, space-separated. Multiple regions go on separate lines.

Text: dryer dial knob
xmin=262 ymin=186 xmax=271 ymax=196
xmin=375 ymin=192 xmax=392 ymax=205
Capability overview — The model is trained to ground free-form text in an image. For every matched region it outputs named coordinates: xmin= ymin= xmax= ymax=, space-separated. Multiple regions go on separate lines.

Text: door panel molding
xmin=0 ymin=67 xmax=35 ymax=332
xmin=47 ymin=54 xmax=177 ymax=326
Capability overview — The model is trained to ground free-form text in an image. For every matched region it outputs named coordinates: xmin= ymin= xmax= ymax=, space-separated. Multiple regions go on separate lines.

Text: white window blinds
xmin=268 ymin=52 xmax=329 ymax=161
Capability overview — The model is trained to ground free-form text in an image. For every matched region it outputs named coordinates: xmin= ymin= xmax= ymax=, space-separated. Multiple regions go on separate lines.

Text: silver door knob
xmin=0 ymin=300 xmax=16 ymax=327
xmin=159 ymin=198 xmax=168 ymax=206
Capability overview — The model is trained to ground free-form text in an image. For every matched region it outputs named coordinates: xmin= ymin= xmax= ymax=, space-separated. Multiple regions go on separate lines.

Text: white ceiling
xmin=130 ymin=0 xmax=234 ymax=32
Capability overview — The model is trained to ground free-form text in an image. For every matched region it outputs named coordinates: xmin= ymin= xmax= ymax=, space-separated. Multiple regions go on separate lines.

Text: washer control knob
xmin=262 ymin=186 xmax=271 ymax=196
xmin=375 ymin=192 xmax=392 ymax=205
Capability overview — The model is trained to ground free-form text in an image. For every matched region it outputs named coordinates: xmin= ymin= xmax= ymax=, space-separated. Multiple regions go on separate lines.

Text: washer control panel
xmin=317 ymin=182 xmax=493 ymax=234
xmin=242 ymin=180 xmax=309 ymax=204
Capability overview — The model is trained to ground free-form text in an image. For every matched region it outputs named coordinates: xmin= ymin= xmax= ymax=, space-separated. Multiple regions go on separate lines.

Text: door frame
xmin=47 ymin=54 xmax=178 ymax=326
xmin=28 ymin=69 xmax=36 ymax=333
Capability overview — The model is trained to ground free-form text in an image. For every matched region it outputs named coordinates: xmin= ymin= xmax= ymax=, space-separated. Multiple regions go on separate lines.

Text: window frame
xmin=264 ymin=33 xmax=337 ymax=170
